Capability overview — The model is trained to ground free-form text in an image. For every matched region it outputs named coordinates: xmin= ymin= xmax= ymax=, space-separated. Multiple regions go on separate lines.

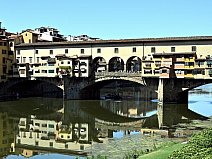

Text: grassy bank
xmin=138 ymin=142 xmax=184 ymax=159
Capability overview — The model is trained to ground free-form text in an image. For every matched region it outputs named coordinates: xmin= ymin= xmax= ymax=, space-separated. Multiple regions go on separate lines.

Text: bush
xmin=168 ymin=128 xmax=212 ymax=159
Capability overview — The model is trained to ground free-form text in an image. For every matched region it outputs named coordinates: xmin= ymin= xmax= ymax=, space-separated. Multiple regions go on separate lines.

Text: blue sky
xmin=1 ymin=0 xmax=212 ymax=39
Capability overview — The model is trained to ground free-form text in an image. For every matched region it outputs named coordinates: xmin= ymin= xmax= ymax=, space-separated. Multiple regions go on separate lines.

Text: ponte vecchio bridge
xmin=2 ymin=36 xmax=211 ymax=103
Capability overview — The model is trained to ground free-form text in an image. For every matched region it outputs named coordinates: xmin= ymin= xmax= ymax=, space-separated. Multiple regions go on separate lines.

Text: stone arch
xmin=126 ymin=56 xmax=141 ymax=72
xmin=108 ymin=57 xmax=124 ymax=72
xmin=93 ymin=57 xmax=107 ymax=72
xmin=4 ymin=78 xmax=63 ymax=98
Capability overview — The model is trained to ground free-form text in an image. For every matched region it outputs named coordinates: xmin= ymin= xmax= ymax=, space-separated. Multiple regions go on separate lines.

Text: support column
xmin=158 ymin=78 xmax=188 ymax=104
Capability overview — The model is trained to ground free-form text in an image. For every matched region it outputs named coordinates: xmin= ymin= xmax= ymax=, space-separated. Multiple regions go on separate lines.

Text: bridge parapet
xmin=94 ymin=71 xmax=144 ymax=85
xmin=95 ymin=71 xmax=142 ymax=79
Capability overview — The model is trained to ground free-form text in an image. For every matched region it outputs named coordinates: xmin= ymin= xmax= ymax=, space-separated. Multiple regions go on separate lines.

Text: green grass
xmin=138 ymin=142 xmax=184 ymax=159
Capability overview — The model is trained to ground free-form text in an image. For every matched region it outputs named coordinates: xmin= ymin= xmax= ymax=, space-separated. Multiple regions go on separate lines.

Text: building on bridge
xmin=14 ymin=36 xmax=212 ymax=79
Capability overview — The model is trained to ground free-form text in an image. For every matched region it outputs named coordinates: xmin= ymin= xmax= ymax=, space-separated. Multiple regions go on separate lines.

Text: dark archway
xmin=93 ymin=57 xmax=107 ymax=72
xmin=7 ymin=80 xmax=63 ymax=98
xmin=126 ymin=56 xmax=141 ymax=72
xmin=108 ymin=57 xmax=124 ymax=72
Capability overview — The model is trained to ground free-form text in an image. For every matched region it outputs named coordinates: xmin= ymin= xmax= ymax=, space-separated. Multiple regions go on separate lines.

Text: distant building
xmin=21 ymin=29 xmax=39 ymax=43
xmin=66 ymin=34 xmax=101 ymax=41
xmin=34 ymin=27 xmax=66 ymax=42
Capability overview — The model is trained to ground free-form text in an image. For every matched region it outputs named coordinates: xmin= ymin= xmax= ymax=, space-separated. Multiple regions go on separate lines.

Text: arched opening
xmin=93 ymin=57 xmax=107 ymax=72
xmin=108 ymin=57 xmax=124 ymax=72
xmin=126 ymin=56 xmax=141 ymax=72
xmin=7 ymin=80 xmax=63 ymax=98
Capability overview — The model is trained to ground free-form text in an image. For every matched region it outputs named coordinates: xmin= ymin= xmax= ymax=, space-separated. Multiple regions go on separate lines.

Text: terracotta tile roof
xmin=15 ymin=36 xmax=212 ymax=48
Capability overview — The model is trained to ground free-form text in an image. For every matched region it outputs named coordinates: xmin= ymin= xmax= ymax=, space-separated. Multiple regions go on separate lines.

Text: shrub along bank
xmin=168 ymin=128 xmax=212 ymax=159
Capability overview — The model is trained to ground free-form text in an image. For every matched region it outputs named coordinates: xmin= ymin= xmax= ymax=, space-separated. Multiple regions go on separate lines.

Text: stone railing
xmin=95 ymin=71 xmax=142 ymax=79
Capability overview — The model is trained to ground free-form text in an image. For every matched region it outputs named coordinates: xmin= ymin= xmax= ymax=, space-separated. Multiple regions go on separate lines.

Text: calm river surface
xmin=1 ymin=84 xmax=212 ymax=159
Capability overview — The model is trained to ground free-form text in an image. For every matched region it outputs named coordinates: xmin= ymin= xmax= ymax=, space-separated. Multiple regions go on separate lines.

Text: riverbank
xmin=88 ymin=117 xmax=212 ymax=159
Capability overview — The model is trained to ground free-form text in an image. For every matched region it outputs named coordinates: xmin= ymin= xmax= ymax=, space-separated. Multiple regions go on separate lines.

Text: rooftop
xmin=15 ymin=36 xmax=212 ymax=48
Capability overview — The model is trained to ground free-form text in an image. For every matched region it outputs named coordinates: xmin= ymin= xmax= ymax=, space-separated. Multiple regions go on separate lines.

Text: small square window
xmin=171 ymin=47 xmax=175 ymax=52
xmin=35 ymin=50 xmax=38 ymax=54
xmin=81 ymin=49 xmax=84 ymax=54
xmin=49 ymin=142 xmax=53 ymax=147
xmin=65 ymin=49 xmax=68 ymax=54
xmin=133 ymin=47 xmax=136 ymax=53
xmin=114 ymin=48 xmax=119 ymax=53
xmin=192 ymin=46 xmax=196 ymax=52
xmin=65 ymin=144 xmax=68 ymax=148
xmin=151 ymin=47 xmax=156 ymax=53
xmin=97 ymin=48 xmax=101 ymax=53
xmin=17 ymin=50 xmax=20 ymax=55
xmin=50 ymin=50 xmax=53 ymax=54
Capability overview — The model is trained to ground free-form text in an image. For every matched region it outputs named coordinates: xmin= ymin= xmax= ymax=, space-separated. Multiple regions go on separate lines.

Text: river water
xmin=1 ymin=84 xmax=212 ymax=159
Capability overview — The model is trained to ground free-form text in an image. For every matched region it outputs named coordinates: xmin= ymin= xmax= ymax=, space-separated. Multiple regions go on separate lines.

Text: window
xmin=42 ymin=124 xmax=47 ymax=127
xmin=37 ymin=132 xmax=40 ymax=138
xmin=35 ymin=141 xmax=39 ymax=146
xmin=151 ymin=47 xmax=156 ymax=53
xmin=49 ymin=142 xmax=53 ymax=147
xmin=171 ymin=47 xmax=175 ymax=52
xmin=65 ymin=49 xmax=68 ymax=54
xmin=61 ymin=61 xmax=64 ymax=64
xmin=67 ymin=61 xmax=70 ymax=64
xmin=35 ymin=69 xmax=40 ymax=73
xmin=2 ymin=57 xmax=6 ymax=64
xmin=23 ymin=57 xmax=26 ymax=63
xmin=36 ymin=57 xmax=39 ymax=63
xmin=42 ymin=70 xmax=47 ymax=73
xmin=48 ymin=124 xmax=54 ymax=128
xmin=17 ymin=50 xmax=20 ymax=55
xmin=29 ymin=132 xmax=32 ymax=138
xmin=3 ymin=67 xmax=6 ymax=74
xmin=81 ymin=49 xmax=84 ymax=54
xmin=35 ymin=123 xmax=40 ymax=127
xmin=97 ymin=48 xmax=101 ymax=53
xmin=20 ymin=70 xmax=25 ymax=74
xmin=192 ymin=46 xmax=196 ymax=52
xmin=155 ymin=61 xmax=161 ymax=67
xmin=2 ymin=50 xmax=6 ymax=54
xmin=80 ymin=145 xmax=84 ymax=150
xmin=65 ymin=144 xmax=68 ymax=149
xmin=114 ymin=48 xmax=119 ymax=53
xmin=144 ymin=70 xmax=152 ymax=74
xmin=48 ymin=70 xmax=54 ymax=73
xmin=9 ymin=42 xmax=13 ymax=47
xmin=35 ymin=50 xmax=38 ymax=54
xmin=50 ymin=50 xmax=53 ymax=55
xmin=29 ymin=57 xmax=32 ymax=63
xmin=133 ymin=47 xmax=136 ymax=53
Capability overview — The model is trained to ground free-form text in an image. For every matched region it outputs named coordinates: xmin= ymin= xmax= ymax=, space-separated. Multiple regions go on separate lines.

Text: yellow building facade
xmin=0 ymin=113 xmax=15 ymax=157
